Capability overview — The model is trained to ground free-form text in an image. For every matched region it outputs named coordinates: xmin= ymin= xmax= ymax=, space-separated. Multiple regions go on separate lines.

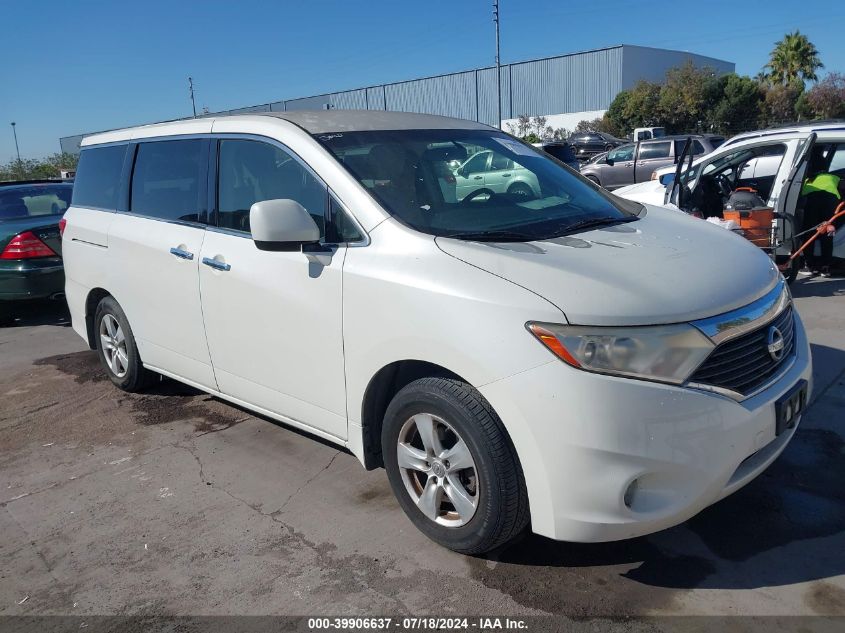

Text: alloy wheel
xmin=99 ymin=314 xmax=128 ymax=378
xmin=396 ymin=413 xmax=479 ymax=527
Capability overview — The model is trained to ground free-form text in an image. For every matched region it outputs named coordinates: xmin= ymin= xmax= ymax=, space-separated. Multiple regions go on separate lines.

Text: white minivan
xmin=63 ymin=111 xmax=811 ymax=554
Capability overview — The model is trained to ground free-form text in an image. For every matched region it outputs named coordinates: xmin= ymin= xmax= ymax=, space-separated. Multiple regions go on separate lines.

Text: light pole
xmin=188 ymin=77 xmax=197 ymax=118
xmin=493 ymin=1 xmax=502 ymax=130
xmin=10 ymin=122 xmax=21 ymax=162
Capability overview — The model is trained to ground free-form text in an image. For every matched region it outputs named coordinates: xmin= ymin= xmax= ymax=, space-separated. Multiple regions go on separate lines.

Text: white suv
xmin=62 ymin=111 xmax=811 ymax=553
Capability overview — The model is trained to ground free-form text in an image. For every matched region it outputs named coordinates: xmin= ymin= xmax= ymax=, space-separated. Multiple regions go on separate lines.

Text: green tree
xmin=765 ymin=30 xmax=823 ymax=85
xmin=803 ymin=72 xmax=845 ymax=119
xmin=657 ymin=62 xmax=721 ymax=133
xmin=710 ymin=74 xmax=763 ymax=134
xmin=759 ymin=80 xmax=804 ymax=127
xmin=0 ymin=152 xmax=79 ymax=182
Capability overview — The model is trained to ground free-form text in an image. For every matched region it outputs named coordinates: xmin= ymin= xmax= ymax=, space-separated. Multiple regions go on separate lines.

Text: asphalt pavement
xmin=1 ymin=277 xmax=844 ymax=622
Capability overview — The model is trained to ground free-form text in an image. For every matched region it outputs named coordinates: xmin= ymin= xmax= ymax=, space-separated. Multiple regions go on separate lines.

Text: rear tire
xmin=382 ymin=377 xmax=529 ymax=554
xmin=94 ymin=296 xmax=157 ymax=392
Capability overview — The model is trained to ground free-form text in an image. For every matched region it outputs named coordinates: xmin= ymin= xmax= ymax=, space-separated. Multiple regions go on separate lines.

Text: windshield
xmin=317 ymin=129 xmax=640 ymax=240
xmin=0 ymin=184 xmax=73 ymax=220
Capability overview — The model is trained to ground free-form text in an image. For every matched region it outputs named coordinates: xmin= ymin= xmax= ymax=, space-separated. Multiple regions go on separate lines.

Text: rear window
xmin=0 ymin=184 xmax=73 ymax=219
xmin=73 ymin=144 xmax=127 ymax=210
xmin=130 ymin=140 xmax=204 ymax=223
xmin=674 ymin=140 xmax=707 ymax=157
xmin=543 ymin=144 xmax=577 ymax=163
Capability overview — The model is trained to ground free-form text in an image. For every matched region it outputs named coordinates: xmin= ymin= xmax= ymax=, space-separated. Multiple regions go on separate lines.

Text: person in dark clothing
xmin=800 ymin=147 xmax=842 ymax=277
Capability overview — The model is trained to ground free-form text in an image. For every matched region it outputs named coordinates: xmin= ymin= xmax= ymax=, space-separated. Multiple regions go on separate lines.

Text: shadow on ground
xmin=1 ymin=299 xmax=70 ymax=328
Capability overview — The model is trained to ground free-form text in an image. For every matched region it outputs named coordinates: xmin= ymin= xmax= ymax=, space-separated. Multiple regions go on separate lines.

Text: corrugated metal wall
xmin=60 ymin=46 xmax=734 ymax=152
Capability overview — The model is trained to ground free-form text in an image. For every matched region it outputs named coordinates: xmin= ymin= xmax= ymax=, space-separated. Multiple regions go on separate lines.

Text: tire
xmin=507 ymin=182 xmax=534 ymax=199
xmin=784 ymin=256 xmax=801 ymax=284
xmin=382 ymin=377 xmax=529 ymax=554
xmin=94 ymin=296 xmax=157 ymax=392
xmin=585 ymin=175 xmax=600 ymax=186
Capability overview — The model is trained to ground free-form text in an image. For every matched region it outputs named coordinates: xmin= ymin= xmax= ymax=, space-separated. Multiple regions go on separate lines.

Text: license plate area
xmin=775 ymin=379 xmax=807 ymax=436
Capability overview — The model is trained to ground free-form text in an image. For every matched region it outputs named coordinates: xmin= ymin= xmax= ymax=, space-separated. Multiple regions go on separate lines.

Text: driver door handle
xmin=169 ymin=247 xmax=194 ymax=260
xmin=202 ymin=257 xmax=231 ymax=272
xmin=501 ymin=173 xmax=512 ymax=177
xmin=473 ymin=175 xmax=483 ymax=180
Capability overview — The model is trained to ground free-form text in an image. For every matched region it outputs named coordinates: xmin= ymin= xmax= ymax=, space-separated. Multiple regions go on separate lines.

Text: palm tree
xmin=765 ymin=31 xmax=823 ymax=85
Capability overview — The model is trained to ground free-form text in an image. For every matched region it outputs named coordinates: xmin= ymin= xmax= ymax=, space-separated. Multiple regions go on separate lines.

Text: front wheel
xmin=382 ymin=377 xmax=529 ymax=554
xmin=94 ymin=296 xmax=157 ymax=392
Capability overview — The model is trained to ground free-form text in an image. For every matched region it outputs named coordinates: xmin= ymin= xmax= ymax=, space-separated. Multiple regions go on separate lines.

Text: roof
xmin=82 ymin=110 xmax=492 ymax=147
xmin=260 ymin=110 xmax=492 ymax=133
xmin=0 ymin=179 xmax=73 ymax=188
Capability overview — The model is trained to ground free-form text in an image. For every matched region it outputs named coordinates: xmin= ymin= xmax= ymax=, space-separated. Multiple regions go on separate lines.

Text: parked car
xmin=614 ymin=124 xmax=845 ymax=279
xmin=453 ymin=149 xmax=541 ymax=200
xmin=532 ymin=140 xmax=580 ymax=171
xmin=63 ymin=111 xmax=810 ymax=554
xmin=0 ymin=179 xmax=72 ymax=325
xmin=632 ymin=126 xmax=667 ymax=142
xmin=566 ymin=131 xmax=625 ymax=160
xmin=580 ymin=135 xmax=725 ymax=190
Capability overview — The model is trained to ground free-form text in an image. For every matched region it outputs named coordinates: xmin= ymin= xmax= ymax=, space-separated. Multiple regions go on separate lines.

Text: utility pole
xmin=493 ymin=1 xmax=501 ymax=130
xmin=188 ymin=77 xmax=197 ymax=118
xmin=10 ymin=122 xmax=21 ymax=162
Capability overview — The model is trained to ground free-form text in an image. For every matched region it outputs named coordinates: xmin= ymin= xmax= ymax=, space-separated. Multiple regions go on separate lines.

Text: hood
xmin=613 ymin=180 xmax=669 ymax=206
xmin=435 ymin=205 xmax=779 ymax=326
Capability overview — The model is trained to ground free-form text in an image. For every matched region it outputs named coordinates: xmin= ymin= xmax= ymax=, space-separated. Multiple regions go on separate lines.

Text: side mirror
xmin=605 ymin=157 xmax=615 ymax=166
xmin=250 ymin=199 xmax=320 ymax=251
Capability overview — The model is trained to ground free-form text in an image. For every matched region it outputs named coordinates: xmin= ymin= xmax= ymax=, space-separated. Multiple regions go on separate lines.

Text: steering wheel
xmin=715 ymin=173 xmax=734 ymax=198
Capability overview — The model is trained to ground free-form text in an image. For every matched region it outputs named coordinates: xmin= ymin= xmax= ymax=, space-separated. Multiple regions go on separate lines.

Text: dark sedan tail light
xmin=59 ymin=217 xmax=67 ymax=237
xmin=0 ymin=231 xmax=58 ymax=259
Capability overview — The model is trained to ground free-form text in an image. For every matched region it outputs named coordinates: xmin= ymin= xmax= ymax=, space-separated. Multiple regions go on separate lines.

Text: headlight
xmin=527 ymin=322 xmax=714 ymax=384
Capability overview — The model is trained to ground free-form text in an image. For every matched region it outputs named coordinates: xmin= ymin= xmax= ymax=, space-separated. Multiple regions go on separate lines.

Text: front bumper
xmin=0 ymin=258 xmax=65 ymax=302
xmin=479 ymin=311 xmax=812 ymax=542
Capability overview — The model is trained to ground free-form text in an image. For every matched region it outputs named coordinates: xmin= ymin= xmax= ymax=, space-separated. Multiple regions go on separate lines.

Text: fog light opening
xmin=623 ymin=478 xmax=639 ymax=509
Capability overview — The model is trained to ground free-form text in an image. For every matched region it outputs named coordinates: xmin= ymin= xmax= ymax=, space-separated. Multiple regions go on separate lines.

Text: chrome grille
xmin=690 ymin=305 xmax=795 ymax=396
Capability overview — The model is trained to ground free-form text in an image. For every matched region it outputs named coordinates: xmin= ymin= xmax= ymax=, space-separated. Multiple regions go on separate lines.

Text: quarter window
xmin=327 ymin=198 xmax=363 ymax=243
xmin=130 ymin=140 xmax=204 ymax=223
xmin=73 ymin=145 xmax=127 ymax=210
xmin=217 ymin=139 xmax=326 ymax=236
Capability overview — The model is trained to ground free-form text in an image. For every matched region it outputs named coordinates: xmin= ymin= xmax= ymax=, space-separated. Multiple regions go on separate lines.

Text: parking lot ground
xmin=0 ymin=278 xmax=844 ymax=621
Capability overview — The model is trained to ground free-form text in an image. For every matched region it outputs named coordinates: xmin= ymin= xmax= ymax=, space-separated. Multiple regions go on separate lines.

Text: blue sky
xmin=1 ymin=0 xmax=842 ymax=159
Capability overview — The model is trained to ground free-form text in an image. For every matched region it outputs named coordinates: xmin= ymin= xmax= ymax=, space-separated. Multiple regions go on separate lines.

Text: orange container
xmin=723 ymin=208 xmax=774 ymax=247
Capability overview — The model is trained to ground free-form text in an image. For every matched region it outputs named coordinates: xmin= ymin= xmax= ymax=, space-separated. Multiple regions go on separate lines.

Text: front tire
xmin=94 ymin=296 xmax=157 ymax=392
xmin=382 ymin=377 xmax=529 ymax=554
xmin=585 ymin=175 xmax=600 ymax=186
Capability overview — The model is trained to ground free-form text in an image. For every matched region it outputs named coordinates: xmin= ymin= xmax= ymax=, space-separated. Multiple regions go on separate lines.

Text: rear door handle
xmin=202 ymin=256 xmax=231 ymax=272
xmin=473 ymin=175 xmax=483 ymax=180
xmin=501 ymin=173 xmax=512 ymax=177
xmin=169 ymin=247 xmax=194 ymax=260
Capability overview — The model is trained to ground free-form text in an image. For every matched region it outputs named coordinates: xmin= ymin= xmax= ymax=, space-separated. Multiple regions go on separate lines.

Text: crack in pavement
xmin=3 ymin=504 xmax=76 ymax=609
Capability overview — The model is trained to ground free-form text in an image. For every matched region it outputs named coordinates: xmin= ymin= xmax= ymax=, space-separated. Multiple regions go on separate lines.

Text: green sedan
xmin=0 ymin=180 xmax=72 ymax=325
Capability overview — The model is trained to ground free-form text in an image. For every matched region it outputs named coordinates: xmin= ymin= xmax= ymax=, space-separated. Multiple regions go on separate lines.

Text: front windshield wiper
xmin=555 ymin=215 xmax=638 ymax=236
xmin=443 ymin=230 xmax=537 ymax=242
